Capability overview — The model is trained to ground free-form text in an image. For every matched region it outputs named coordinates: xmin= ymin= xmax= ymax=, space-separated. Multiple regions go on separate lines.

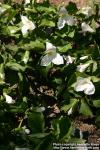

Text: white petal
xmin=57 ymin=18 xmax=66 ymax=29
xmin=5 ymin=95 xmax=15 ymax=104
xmin=77 ymin=63 xmax=90 ymax=72
xmin=21 ymin=15 xmax=29 ymax=25
xmin=81 ymin=22 xmax=94 ymax=33
xmin=80 ymin=56 xmax=88 ymax=60
xmin=64 ymin=55 xmax=75 ymax=65
xmin=52 ymin=53 xmax=64 ymax=65
xmin=84 ymin=82 xmax=95 ymax=95
xmin=21 ymin=15 xmax=35 ymax=31
xmin=21 ymin=25 xmax=28 ymax=35
xmin=46 ymin=42 xmax=56 ymax=51
xmin=59 ymin=6 xmax=68 ymax=15
xmin=41 ymin=53 xmax=55 ymax=66
xmin=68 ymin=107 xmax=73 ymax=115
xmin=65 ymin=15 xmax=75 ymax=26
xmin=74 ymin=77 xmax=89 ymax=92
xmin=81 ymin=6 xmax=92 ymax=17
xmin=25 ymin=0 xmax=30 ymax=5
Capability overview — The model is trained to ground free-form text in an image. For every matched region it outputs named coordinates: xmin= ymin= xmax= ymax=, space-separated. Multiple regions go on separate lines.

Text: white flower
xmin=81 ymin=6 xmax=93 ymax=17
xmin=0 ymin=6 xmax=6 ymax=14
xmin=24 ymin=0 xmax=30 ymax=5
xmin=4 ymin=94 xmax=15 ymax=104
xmin=74 ymin=77 xmax=95 ymax=95
xmin=0 ymin=73 xmax=4 ymax=79
xmin=80 ymin=56 xmax=88 ymax=60
xmin=77 ymin=63 xmax=90 ymax=72
xmin=22 ymin=126 xmax=30 ymax=134
xmin=68 ymin=107 xmax=73 ymax=115
xmin=64 ymin=55 xmax=75 ymax=65
xmin=21 ymin=15 xmax=35 ymax=35
xmin=41 ymin=42 xmax=64 ymax=66
xmin=81 ymin=22 xmax=94 ymax=33
xmin=58 ymin=7 xmax=75 ymax=29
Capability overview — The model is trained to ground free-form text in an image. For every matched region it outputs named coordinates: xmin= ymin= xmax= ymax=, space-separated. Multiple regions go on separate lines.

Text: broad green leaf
xmin=28 ymin=112 xmax=45 ymax=133
xmin=58 ymin=43 xmax=72 ymax=53
xmin=40 ymin=19 xmax=55 ymax=27
xmin=93 ymin=99 xmax=100 ymax=108
xmin=6 ymin=62 xmax=25 ymax=71
xmin=79 ymin=99 xmax=93 ymax=117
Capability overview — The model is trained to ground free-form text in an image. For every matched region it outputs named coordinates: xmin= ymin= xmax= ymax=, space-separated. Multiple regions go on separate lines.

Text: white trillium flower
xmin=4 ymin=94 xmax=15 ymax=104
xmin=41 ymin=42 xmax=64 ymax=66
xmin=81 ymin=22 xmax=94 ymax=33
xmin=80 ymin=56 xmax=88 ymax=60
xmin=77 ymin=63 xmax=90 ymax=72
xmin=74 ymin=77 xmax=95 ymax=95
xmin=64 ymin=55 xmax=75 ymax=65
xmin=58 ymin=7 xmax=75 ymax=29
xmin=68 ymin=107 xmax=73 ymax=115
xmin=24 ymin=0 xmax=30 ymax=5
xmin=81 ymin=6 xmax=93 ymax=17
xmin=21 ymin=15 xmax=35 ymax=35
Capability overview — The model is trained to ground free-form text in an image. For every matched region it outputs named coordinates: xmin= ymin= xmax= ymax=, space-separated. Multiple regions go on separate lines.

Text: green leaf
xmin=61 ymin=99 xmax=78 ymax=112
xmin=58 ymin=43 xmax=72 ymax=53
xmin=29 ymin=133 xmax=49 ymax=139
xmin=6 ymin=62 xmax=25 ymax=71
xmin=40 ymin=19 xmax=55 ymax=27
xmin=28 ymin=112 xmax=45 ymax=133
xmin=93 ymin=99 xmax=100 ymax=108
xmin=79 ymin=99 xmax=93 ymax=117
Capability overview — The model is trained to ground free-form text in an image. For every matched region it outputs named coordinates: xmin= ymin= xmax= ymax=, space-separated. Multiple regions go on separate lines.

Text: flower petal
xmin=77 ymin=63 xmax=90 ymax=72
xmin=84 ymin=82 xmax=95 ymax=95
xmin=81 ymin=6 xmax=92 ymax=17
xmin=46 ymin=42 xmax=56 ymax=51
xmin=65 ymin=15 xmax=75 ymax=26
xmin=21 ymin=25 xmax=28 ymax=35
xmin=52 ymin=53 xmax=64 ymax=65
xmin=81 ymin=22 xmax=94 ymax=33
xmin=57 ymin=18 xmax=66 ymax=29
xmin=5 ymin=95 xmax=15 ymax=104
xmin=41 ymin=53 xmax=55 ymax=66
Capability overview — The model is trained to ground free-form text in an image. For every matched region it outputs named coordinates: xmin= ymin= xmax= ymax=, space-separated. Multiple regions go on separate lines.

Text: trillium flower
xmin=81 ymin=6 xmax=93 ymax=17
xmin=57 ymin=7 xmax=75 ymax=29
xmin=77 ymin=63 xmax=90 ymax=72
xmin=74 ymin=77 xmax=95 ymax=95
xmin=4 ymin=94 xmax=15 ymax=104
xmin=81 ymin=22 xmax=94 ymax=33
xmin=24 ymin=0 xmax=30 ymax=5
xmin=21 ymin=15 xmax=35 ymax=35
xmin=68 ymin=107 xmax=73 ymax=115
xmin=41 ymin=42 xmax=64 ymax=66
xmin=64 ymin=55 xmax=75 ymax=65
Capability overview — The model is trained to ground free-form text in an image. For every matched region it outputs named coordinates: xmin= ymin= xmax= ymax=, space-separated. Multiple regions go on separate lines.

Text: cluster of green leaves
xmin=0 ymin=0 xmax=100 ymax=149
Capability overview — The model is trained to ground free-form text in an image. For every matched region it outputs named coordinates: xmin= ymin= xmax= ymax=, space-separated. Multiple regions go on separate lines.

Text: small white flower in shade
xmin=80 ymin=56 xmax=88 ymax=60
xmin=64 ymin=55 xmax=75 ymax=65
xmin=0 ymin=7 xmax=6 ymax=14
xmin=22 ymin=126 xmax=30 ymax=134
xmin=21 ymin=15 xmax=35 ymax=35
xmin=4 ymin=94 xmax=15 ymax=104
xmin=24 ymin=0 xmax=30 ymax=5
xmin=58 ymin=7 xmax=75 ymax=29
xmin=0 ymin=73 xmax=4 ymax=79
xmin=81 ymin=6 xmax=93 ymax=17
xmin=68 ymin=107 xmax=73 ymax=115
xmin=74 ymin=77 xmax=95 ymax=95
xmin=41 ymin=42 xmax=64 ymax=66
xmin=77 ymin=63 xmax=90 ymax=72
xmin=81 ymin=22 xmax=94 ymax=33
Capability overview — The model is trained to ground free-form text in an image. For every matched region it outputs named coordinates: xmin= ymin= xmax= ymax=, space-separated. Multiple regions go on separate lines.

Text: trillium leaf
xmin=28 ymin=112 xmax=45 ymax=133
xmin=58 ymin=43 xmax=72 ymax=53
xmin=79 ymin=99 xmax=93 ymax=117
xmin=6 ymin=62 xmax=25 ymax=71
xmin=40 ymin=19 xmax=55 ymax=27
xmin=93 ymin=99 xmax=100 ymax=108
